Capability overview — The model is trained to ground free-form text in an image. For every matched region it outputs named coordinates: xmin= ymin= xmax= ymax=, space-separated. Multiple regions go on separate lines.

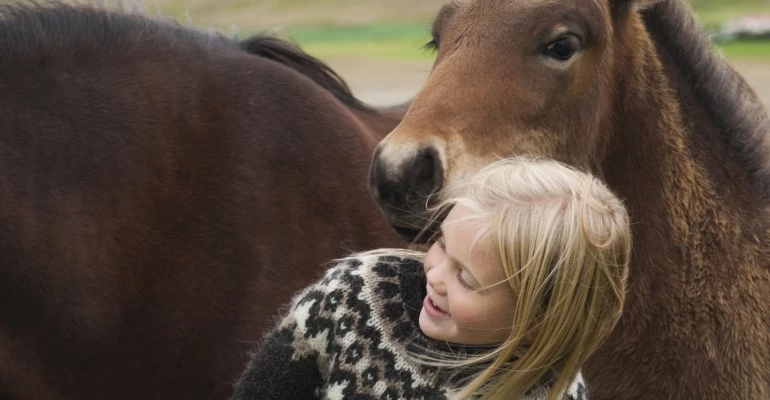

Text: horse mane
xmin=239 ymin=34 xmax=372 ymax=111
xmin=642 ymin=0 xmax=770 ymax=201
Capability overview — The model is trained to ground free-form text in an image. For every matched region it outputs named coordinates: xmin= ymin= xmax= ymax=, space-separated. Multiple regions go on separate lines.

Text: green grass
xmin=285 ymin=22 xmax=434 ymax=59
xmin=695 ymin=5 xmax=770 ymax=30
xmin=287 ymin=23 xmax=430 ymax=44
xmin=716 ymin=40 xmax=770 ymax=59
xmin=692 ymin=0 xmax=770 ymax=29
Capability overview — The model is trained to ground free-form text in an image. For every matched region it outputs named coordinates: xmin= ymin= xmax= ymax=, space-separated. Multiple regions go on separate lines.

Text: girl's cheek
xmin=452 ymin=297 xmax=484 ymax=324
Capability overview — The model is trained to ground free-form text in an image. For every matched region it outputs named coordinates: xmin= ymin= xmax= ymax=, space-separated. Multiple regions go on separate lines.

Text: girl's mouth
xmin=423 ymin=295 xmax=451 ymax=318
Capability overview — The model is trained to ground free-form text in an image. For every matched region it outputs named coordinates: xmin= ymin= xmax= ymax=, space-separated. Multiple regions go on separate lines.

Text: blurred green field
xmin=718 ymin=40 xmax=770 ymax=59
xmin=693 ymin=0 xmax=769 ymax=28
xmin=286 ymin=23 xmax=434 ymax=60
xmin=287 ymin=22 xmax=770 ymax=61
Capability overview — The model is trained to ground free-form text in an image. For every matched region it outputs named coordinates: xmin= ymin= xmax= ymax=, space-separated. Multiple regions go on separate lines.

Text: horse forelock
xmin=641 ymin=0 xmax=770 ymax=202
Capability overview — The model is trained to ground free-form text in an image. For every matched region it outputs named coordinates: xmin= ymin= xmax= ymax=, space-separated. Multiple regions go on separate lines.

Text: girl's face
xmin=420 ymin=205 xmax=517 ymax=345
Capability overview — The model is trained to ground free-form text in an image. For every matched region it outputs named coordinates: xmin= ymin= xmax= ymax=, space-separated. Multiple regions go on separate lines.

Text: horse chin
xmin=377 ymin=200 xmax=448 ymax=244
xmin=387 ymin=216 xmax=442 ymax=244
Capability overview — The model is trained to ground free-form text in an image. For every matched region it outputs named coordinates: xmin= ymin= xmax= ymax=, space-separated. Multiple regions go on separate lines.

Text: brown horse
xmin=370 ymin=0 xmax=770 ymax=398
xmin=0 ymin=3 xmax=404 ymax=400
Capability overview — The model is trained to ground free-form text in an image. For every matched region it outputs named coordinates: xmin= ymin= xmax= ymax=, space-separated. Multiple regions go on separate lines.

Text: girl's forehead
xmin=442 ymin=205 xmax=480 ymax=240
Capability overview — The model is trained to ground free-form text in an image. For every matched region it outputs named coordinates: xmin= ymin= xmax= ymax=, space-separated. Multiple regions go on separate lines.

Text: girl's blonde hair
xmin=423 ymin=157 xmax=631 ymax=399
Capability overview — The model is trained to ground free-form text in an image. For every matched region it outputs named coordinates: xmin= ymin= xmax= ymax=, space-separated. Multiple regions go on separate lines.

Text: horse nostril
xmin=370 ymin=147 xmax=403 ymax=207
xmin=408 ymin=147 xmax=444 ymax=202
xmin=370 ymin=146 xmax=444 ymax=206
xmin=369 ymin=145 xmax=445 ymax=242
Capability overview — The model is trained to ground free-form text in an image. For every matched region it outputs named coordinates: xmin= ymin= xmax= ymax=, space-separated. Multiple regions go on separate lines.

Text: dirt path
xmin=327 ymin=58 xmax=770 ymax=111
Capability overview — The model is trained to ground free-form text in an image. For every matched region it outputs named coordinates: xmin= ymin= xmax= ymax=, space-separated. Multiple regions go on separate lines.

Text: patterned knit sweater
xmin=231 ymin=254 xmax=587 ymax=400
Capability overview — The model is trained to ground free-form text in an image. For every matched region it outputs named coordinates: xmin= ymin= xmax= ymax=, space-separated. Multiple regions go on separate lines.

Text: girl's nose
xmin=426 ymin=267 xmax=447 ymax=296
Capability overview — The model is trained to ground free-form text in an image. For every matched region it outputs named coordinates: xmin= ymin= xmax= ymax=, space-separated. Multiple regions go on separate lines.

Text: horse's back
xmin=0 ymin=4 xmax=398 ymax=399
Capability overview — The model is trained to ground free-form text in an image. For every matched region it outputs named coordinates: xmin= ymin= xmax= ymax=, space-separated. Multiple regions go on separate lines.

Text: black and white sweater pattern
xmin=232 ymin=254 xmax=587 ymax=400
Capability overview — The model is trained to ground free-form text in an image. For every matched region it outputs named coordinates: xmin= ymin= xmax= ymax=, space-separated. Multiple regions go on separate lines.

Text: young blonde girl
xmin=232 ymin=157 xmax=631 ymax=400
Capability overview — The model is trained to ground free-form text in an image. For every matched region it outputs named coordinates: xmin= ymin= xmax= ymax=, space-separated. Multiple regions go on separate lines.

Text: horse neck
xmin=583 ymin=13 xmax=770 ymax=396
xmin=601 ymin=11 xmax=769 ymax=302
xmin=594 ymin=0 xmax=770 ymax=342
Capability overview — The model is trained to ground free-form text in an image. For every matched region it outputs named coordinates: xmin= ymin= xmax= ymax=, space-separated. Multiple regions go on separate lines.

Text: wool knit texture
xmin=231 ymin=254 xmax=587 ymax=400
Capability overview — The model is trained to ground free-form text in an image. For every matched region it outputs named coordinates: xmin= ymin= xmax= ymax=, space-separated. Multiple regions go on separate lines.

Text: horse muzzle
xmin=369 ymin=145 xmax=444 ymax=242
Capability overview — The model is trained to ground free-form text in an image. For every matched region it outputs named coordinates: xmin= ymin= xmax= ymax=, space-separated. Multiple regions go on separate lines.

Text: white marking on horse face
xmin=376 ymin=138 xmax=417 ymax=181
xmin=376 ymin=136 xmax=448 ymax=183
xmin=437 ymin=139 xmax=488 ymax=197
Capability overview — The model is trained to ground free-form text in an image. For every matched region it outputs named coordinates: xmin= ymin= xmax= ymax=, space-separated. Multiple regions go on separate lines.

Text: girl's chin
xmin=418 ymin=309 xmax=446 ymax=340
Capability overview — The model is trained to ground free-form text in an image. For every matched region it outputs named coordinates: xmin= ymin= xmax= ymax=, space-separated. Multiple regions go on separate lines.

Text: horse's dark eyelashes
xmin=541 ymin=35 xmax=582 ymax=61
xmin=423 ymin=38 xmax=439 ymax=54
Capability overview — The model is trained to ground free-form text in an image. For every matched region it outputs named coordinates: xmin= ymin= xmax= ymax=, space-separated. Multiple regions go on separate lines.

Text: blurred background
xmin=88 ymin=0 xmax=770 ymax=108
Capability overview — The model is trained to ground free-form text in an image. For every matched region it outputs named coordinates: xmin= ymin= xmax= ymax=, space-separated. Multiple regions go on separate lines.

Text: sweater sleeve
xmin=230 ymin=264 xmax=350 ymax=400
xmin=229 ymin=326 xmax=323 ymax=400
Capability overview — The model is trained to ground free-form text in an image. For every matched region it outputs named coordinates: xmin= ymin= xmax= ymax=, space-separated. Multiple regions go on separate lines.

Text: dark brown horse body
xmin=0 ymin=3 xmax=403 ymax=399
xmin=370 ymin=0 xmax=770 ymax=398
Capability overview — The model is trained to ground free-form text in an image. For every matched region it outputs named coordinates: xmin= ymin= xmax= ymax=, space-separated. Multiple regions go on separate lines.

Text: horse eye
xmin=543 ymin=36 xmax=581 ymax=61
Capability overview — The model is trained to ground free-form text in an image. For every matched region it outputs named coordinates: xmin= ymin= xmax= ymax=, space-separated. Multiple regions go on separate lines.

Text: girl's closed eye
xmin=456 ymin=268 xmax=475 ymax=290
xmin=436 ymin=232 xmax=475 ymax=290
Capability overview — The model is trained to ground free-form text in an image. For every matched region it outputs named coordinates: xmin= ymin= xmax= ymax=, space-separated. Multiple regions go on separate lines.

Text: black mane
xmin=239 ymin=34 xmax=371 ymax=111
xmin=643 ymin=0 xmax=770 ymax=200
